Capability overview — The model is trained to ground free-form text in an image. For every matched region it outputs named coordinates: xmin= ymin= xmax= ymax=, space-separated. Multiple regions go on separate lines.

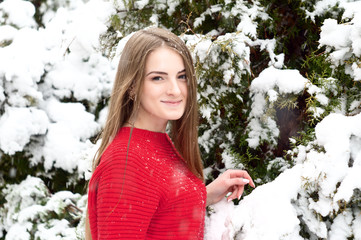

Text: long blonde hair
xmin=85 ymin=27 xmax=204 ymax=239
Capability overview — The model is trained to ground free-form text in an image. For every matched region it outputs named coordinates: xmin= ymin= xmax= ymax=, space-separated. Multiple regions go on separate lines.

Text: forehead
xmin=145 ymin=47 xmax=185 ymax=71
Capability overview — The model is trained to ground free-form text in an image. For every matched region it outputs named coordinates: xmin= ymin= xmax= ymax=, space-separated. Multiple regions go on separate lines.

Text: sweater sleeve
xmin=92 ymin=150 xmax=162 ymax=239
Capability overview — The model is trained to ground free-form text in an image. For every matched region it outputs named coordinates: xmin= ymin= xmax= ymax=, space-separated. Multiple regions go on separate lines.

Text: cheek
xmin=141 ymin=93 xmax=157 ymax=108
xmin=142 ymin=83 xmax=160 ymax=101
xmin=181 ymin=83 xmax=188 ymax=97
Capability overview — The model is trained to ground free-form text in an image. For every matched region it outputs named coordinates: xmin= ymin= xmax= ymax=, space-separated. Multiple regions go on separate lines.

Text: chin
xmin=167 ymin=116 xmax=183 ymax=121
xmin=166 ymin=113 xmax=185 ymax=121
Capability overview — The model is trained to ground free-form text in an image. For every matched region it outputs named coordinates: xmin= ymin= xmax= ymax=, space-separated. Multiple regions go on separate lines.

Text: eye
xmin=178 ymin=74 xmax=187 ymax=81
xmin=152 ymin=76 xmax=163 ymax=81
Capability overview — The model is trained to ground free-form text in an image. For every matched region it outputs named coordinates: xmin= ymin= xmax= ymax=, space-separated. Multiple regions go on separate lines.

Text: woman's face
xmin=135 ymin=46 xmax=188 ymax=132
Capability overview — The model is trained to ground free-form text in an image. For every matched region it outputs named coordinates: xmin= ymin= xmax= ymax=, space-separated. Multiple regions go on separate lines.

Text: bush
xmin=0 ymin=0 xmax=360 ymax=239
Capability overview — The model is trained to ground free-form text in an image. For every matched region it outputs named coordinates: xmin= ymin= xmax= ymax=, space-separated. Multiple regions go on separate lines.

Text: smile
xmin=161 ymin=100 xmax=183 ymax=106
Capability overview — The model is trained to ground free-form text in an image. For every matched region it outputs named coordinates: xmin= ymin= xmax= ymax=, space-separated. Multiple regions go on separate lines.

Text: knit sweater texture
xmin=88 ymin=127 xmax=207 ymax=239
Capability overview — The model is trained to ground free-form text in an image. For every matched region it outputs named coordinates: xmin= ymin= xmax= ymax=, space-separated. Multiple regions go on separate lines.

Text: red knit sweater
xmin=88 ymin=127 xmax=206 ymax=239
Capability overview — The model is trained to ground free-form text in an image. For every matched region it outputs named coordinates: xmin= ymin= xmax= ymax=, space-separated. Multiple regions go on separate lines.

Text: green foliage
xmin=302 ymin=48 xmax=361 ymax=129
xmin=0 ymin=152 xmax=31 ymax=188
xmin=257 ymin=0 xmax=318 ymax=69
xmin=289 ymin=127 xmax=315 ymax=150
xmin=190 ymin=33 xmax=252 ymax=172
xmin=29 ymin=0 xmax=47 ymax=28
xmin=228 ymin=147 xmax=268 ymax=186
xmin=2 ymin=0 xmax=361 ymax=238
xmin=95 ymin=0 xmax=360 ymax=189
xmin=0 ymin=151 xmax=87 ymax=197
xmin=0 ymin=176 xmax=85 ymax=239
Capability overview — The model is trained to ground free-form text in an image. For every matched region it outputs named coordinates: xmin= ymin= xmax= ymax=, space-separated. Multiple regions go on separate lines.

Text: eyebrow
xmin=146 ymin=69 xmax=186 ymax=76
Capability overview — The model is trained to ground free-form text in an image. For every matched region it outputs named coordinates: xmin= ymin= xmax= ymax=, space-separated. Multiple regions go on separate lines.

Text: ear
xmin=129 ymin=86 xmax=136 ymax=101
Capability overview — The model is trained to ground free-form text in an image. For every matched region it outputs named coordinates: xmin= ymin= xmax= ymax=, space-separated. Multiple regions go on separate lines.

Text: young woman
xmin=86 ymin=27 xmax=255 ymax=240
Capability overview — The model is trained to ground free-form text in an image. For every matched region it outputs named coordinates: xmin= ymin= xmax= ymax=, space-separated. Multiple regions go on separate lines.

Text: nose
xmin=166 ymin=78 xmax=181 ymax=96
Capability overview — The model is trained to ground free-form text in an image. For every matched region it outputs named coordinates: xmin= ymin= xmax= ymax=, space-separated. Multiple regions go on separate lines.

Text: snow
xmin=316 ymin=113 xmax=361 ymax=203
xmin=35 ymin=219 xmax=77 ymax=240
xmin=221 ymin=150 xmax=240 ymax=169
xmin=42 ymin=99 xmax=99 ymax=172
xmin=204 ymin=199 xmax=236 ymax=240
xmin=319 ymin=19 xmax=352 ymax=50
xmin=206 ymin=111 xmax=361 ymax=239
xmin=354 ymin=214 xmax=361 ymax=239
xmin=0 ymin=176 xmax=85 ymax=239
xmin=250 ymin=67 xmax=309 ymax=95
xmin=204 ymin=1 xmax=361 ymax=235
xmin=334 ymin=165 xmax=361 ymax=202
xmin=4 ymin=223 xmax=32 ymax=240
xmin=135 ymin=0 xmax=150 ymax=10
xmin=328 ymin=210 xmax=353 ymax=240
xmin=166 ymin=0 xmax=180 ymax=16
xmin=0 ymin=0 xmax=114 ymax=174
xmin=0 ymin=0 xmax=113 ymax=237
xmin=0 ymin=107 xmax=49 ymax=155
xmin=0 ymin=28 xmax=47 ymax=107
xmin=247 ymin=66 xmax=309 ymax=148
xmin=1 ymin=0 xmax=361 ymax=239
xmin=0 ymin=25 xmax=17 ymax=42
xmin=0 ymin=0 xmax=36 ymax=28
xmin=232 ymin=167 xmax=303 ymax=240
xmin=317 ymin=1 xmax=361 ymax=80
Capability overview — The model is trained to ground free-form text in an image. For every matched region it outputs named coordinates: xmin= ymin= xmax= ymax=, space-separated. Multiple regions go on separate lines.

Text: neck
xmin=125 ymin=118 xmax=167 ymax=133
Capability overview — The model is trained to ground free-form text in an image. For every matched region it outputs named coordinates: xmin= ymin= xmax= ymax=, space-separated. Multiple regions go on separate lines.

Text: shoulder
xmin=91 ymin=128 xmax=165 ymax=182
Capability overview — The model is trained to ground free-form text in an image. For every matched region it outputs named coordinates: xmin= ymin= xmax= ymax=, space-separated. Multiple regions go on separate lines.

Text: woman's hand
xmin=206 ymin=169 xmax=255 ymax=206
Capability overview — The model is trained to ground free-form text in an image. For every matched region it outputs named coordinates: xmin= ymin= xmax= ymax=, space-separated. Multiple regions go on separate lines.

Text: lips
xmin=161 ymin=100 xmax=183 ymax=105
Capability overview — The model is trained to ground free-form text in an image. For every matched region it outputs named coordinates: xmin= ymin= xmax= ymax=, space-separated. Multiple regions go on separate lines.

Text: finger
xmin=227 ymin=186 xmax=237 ymax=202
xmin=226 ymin=177 xmax=250 ymax=188
xmin=249 ymin=177 xmax=256 ymax=188
xmin=242 ymin=172 xmax=256 ymax=188
xmin=243 ymin=176 xmax=256 ymax=188
xmin=237 ymin=185 xmax=244 ymax=200
xmin=228 ymin=169 xmax=256 ymax=188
